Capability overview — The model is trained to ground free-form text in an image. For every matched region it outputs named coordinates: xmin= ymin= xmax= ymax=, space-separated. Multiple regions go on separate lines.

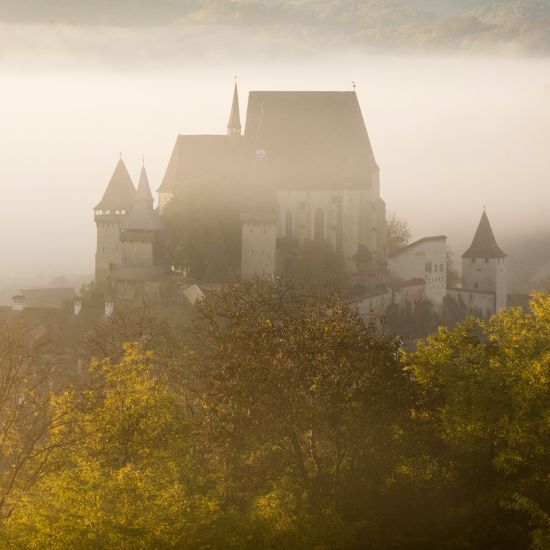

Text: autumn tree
xmin=0 ymin=320 xmax=66 ymax=518
xmin=292 ymin=239 xmax=347 ymax=289
xmin=181 ymin=278 xmax=415 ymax=543
xmin=3 ymin=345 xmax=210 ymax=548
xmin=386 ymin=211 xmax=411 ymax=255
xmin=446 ymin=246 xmax=460 ymax=288
xmin=404 ymin=293 xmax=550 ymax=549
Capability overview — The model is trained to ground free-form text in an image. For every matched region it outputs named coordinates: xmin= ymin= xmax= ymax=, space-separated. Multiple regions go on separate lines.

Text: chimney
xmin=105 ymin=301 xmax=114 ymax=318
xmin=11 ymin=294 xmax=26 ymax=312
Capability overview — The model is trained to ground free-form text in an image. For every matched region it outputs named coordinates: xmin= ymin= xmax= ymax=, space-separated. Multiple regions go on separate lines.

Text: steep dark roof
xmin=94 ymin=159 xmax=136 ymax=211
xmin=157 ymin=135 xmax=240 ymax=194
xmin=463 ymin=211 xmax=506 ymax=259
xmin=242 ymin=91 xmax=378 ymax=190
xmin=158 ymin=90 xmax=379 ymax=195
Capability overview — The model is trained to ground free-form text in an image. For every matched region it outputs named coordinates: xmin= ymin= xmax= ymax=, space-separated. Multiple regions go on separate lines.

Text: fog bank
xmin=0 ymin=28 xmax=548 ymax=291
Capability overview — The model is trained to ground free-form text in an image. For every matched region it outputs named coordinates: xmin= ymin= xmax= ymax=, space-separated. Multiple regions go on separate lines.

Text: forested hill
xmin=0 ymin=0 xmax=548 ymax=54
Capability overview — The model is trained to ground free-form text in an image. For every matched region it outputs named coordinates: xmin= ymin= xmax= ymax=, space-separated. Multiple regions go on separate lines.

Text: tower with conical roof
xmin=118 ymin=164 xmax=168 ymax=283
xmin=461 ymin=210 xmax=507 ymax=312
xmin=94 ymin=158 xmax=136 ymax=282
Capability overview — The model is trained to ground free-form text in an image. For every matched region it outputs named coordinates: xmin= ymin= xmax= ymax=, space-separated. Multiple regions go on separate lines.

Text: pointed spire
xmin=124 ymin=163 xmax=164 ymax=232
xmin=463 ymin=210 xmax=506 ymax=259
xmin=135 ymin=164 xmax=154 ymax=208
xmin=227 ymin=77 xmax=241 ymax=136
xmin=94 ymin=158 xmax=136 ymax=211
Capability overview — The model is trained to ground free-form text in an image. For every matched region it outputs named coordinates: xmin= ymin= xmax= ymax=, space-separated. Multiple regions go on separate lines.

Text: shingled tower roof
xmin=94 ymin=158 xmax=136 ymax=211
xmin=463 ymin=210 xmax=506 ymax=259
xmin=227 ymin=81 xmax=241 ymax=136
xmin=134 ymin=165 xmax=154 ymax=207
xmin=124 ymin=165 xmax=164 ymax=232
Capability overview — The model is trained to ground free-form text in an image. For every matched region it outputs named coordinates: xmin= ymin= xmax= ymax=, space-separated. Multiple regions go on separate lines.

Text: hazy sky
xmin=0 ymin=23 xmax=549 ymax=287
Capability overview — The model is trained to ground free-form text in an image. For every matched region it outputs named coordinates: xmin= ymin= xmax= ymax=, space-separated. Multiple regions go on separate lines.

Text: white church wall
xmin=447 ymin=288 xmax=496 ymax=318
xmin=276 ymin=188 xmax=384 ymax=273
xmin=354 ymin=289 xmax=392 ymax=318
xmin=391 ymin=281 xmax=426 ymax=305
xmin=495 ymin=258 xmax=507 ymax=312
xmin=241 ymin=221 xmax=277 ymax=280
xmin=388 ymin=237 xmax=447 ymax=305
xmin=462 ymin=257 xmax=507 ymax=312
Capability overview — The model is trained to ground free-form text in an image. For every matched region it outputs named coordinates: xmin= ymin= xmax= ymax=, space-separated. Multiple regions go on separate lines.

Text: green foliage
xmin=79 ymin=280 xmax=106 ymax=308
xmin=385 ymin=299 xmax=439 ymax=338
xmin=0 ymin=320 xmax=62 ymax=519
xmin=291 ymin=239 xmax=348 ymax=289
xmin=0 ymin=285 xmax=548 ymax=548
xmin=162 ymin=181 xmax=242 ymax=282
xmin=185 ymin=279 xmax=411 ymax=523
xmin=404 ymin=293 xmax=550 ymax=548
xmin=446 ymin=247 xmax=460 ymax=288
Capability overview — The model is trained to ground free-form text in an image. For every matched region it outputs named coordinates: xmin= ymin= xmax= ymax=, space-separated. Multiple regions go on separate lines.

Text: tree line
xmin=0 ymin=280 xmax=547 ymax=548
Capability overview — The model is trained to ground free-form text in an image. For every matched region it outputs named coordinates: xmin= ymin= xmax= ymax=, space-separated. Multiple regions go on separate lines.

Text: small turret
xmin=462 ymin=210 xmax=507 ymax=312
xmin=227 ymin=79 xmax=241 ymax=136
xmin=118 ymin=164 xmax=168 ymax=282
xmin=123 ymin=165 xmax=164 ymax=233
xmin=94 ymin=158 xmax=136 ymax=282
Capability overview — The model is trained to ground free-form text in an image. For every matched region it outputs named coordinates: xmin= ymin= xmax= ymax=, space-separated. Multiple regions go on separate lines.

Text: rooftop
xmin=463 ymin=211 xmax=506 ymax=259
xmin=389 ymin=236 xmax=447 ymax=258
xmin=95 ymin=159 xmax=136 ymax=211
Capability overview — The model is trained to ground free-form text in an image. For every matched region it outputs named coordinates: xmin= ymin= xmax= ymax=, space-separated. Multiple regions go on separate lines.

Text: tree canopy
xmin=162 ymin=181 xmax=242 ymax=282
xmin=0 ymin=285 xmax=548 ymax=548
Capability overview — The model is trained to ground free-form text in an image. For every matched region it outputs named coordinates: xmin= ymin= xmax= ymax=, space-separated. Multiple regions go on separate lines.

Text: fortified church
xmin=92 ymin=82 xmax=508 ymax=317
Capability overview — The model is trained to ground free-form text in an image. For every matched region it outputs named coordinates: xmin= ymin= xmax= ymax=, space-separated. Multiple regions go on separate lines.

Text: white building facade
xmin=387 ymin=236 xmax=447 ymax=305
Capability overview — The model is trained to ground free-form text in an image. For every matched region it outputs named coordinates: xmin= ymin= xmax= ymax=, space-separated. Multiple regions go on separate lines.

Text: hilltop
xmin=0 ymin=0 xmax=548 ymax=55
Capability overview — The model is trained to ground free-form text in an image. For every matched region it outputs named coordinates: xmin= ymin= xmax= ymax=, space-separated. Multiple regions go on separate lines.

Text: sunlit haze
xmin=0 ymin=21 xmax=549 ymax=290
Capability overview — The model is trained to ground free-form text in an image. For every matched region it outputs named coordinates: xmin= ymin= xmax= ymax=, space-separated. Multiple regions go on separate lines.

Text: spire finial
xmin=352 ymin=81 xmax=356 ymax=91
xmin=119 ymin=152 xmax=122 ymax=160
xmin=142 ymin=154 xmax=145 ymax=165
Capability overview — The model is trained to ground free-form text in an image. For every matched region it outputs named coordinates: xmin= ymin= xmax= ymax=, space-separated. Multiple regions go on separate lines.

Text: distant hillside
xmin=0 ymin=0 xmax=548 ymax=55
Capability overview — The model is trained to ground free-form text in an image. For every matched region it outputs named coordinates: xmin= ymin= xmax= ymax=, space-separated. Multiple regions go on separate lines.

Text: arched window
xmin=314 ymin=209 xmax=324 ymax=241
xmin=285 ymin=210 xmax=293 ymax=237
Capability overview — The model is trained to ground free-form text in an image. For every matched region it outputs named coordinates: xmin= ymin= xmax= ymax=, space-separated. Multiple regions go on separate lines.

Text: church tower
xmin=462 ymin=210 xmax=507 ymax=312
xmin=227 ymin=80 xmax=241 ymax=137
xmin=94 ymin=158 xmax=136 ymax=283
xmin=118 ymin=164 xmax=168 ymax=282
